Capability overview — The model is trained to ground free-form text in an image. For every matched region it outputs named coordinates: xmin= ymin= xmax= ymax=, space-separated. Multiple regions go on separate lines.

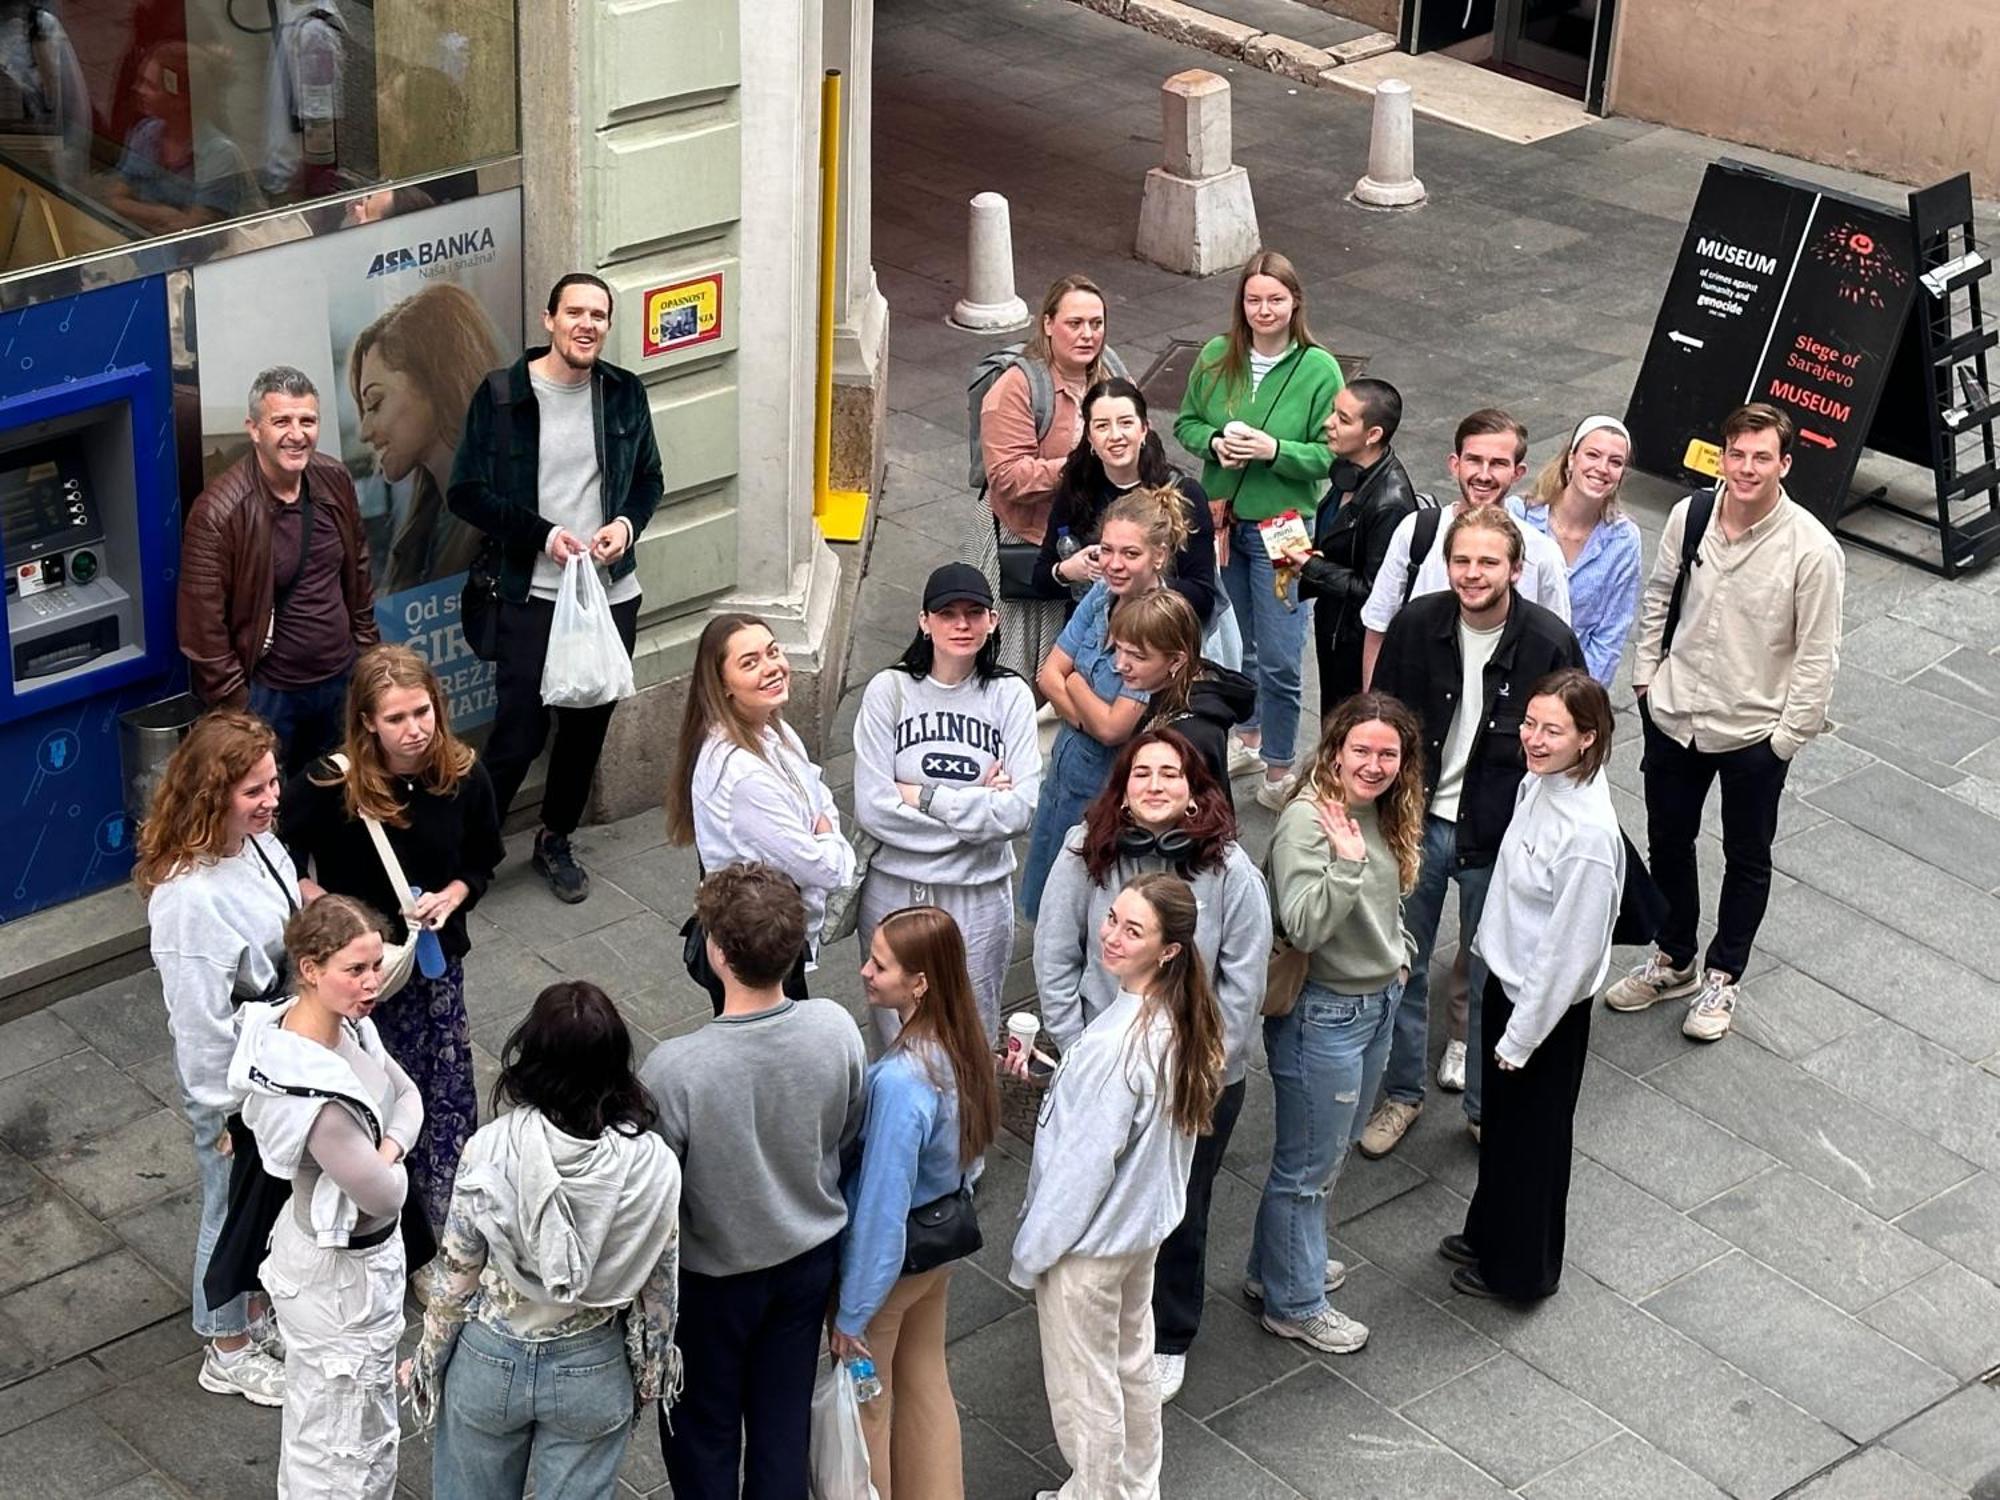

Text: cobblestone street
xmin=3 ymin=0 xmax=1999 ymax=1495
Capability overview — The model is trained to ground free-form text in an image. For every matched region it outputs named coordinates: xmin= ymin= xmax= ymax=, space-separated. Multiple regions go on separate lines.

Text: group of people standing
xmin=135 ymin=248 xmax=1849 ymax=1500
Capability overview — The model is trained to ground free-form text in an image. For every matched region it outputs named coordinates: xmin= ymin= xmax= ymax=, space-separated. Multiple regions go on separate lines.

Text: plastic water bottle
xmin=847 ymin=1356 xmax=882 ymax=1403
xmin=1054 ymin=526 xmax=1078 ymax=565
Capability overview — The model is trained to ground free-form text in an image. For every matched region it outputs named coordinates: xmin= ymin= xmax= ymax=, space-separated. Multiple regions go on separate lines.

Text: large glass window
xmin=0 ymin=0 xmax=518 ymax=276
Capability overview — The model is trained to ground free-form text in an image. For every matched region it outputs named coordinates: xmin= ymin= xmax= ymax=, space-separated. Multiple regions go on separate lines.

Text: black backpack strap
xmin=1404 ymin=500 xmax=1443 ymax=605
xmin=1660 ymin=490 xmax=1717 ymax=658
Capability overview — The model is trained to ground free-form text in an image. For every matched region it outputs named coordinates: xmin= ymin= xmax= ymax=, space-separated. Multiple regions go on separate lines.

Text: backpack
xmin=966 ymin=345 xmax=1130 ymax=491
xmin=1401 ymin=493 xmax=1445 ymax=603
xmin=1660 ymin=488 xmax=1718 ymax=658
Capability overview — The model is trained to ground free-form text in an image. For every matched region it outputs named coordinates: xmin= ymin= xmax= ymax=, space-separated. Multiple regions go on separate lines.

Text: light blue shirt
xmin=1049 ymin=580 xmax=1151 ymax=778
xmin=1514 ymin=501 xmax=1643 ymax=685
xmin=836 ymin=1044 xmax=971 ymax=1336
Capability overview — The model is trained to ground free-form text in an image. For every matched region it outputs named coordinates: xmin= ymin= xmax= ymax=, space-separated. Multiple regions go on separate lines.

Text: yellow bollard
xmin=813 ymin=68 xmax=869 ymax=543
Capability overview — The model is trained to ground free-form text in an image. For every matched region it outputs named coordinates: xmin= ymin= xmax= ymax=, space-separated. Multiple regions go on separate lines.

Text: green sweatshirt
xmin=1269 ymin=794 xmax=1412 ymax=996
xmin=1174 ymin=338 xmax=1344 ymax=522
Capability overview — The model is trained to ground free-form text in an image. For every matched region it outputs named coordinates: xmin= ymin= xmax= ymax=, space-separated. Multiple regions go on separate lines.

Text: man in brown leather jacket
xmin=177 ymin=366 xmax=377 ymax=774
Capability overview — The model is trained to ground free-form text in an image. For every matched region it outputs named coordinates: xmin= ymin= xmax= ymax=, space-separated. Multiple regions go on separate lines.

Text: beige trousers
xmin=857 ymin=1265 xmax=962 ymax=1500
xmin=1036 ymin=1250 xmax=1163 ymax=1500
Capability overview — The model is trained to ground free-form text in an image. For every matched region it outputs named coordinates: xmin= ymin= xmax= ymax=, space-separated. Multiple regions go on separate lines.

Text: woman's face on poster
xmin=355 ymin=345 xmax=438 ymax=484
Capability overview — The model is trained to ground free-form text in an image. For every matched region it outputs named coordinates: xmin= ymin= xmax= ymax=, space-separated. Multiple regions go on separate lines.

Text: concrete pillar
xmin=1351 ymin=79 xmax=1427 ymax=209
xmin=950 ymin=194 xmax=1032 ymax=332
xmin=1135 ymin=70 xmax=1260 ymax=277
xmin=821 ymin=0 xmax=889 ymax=496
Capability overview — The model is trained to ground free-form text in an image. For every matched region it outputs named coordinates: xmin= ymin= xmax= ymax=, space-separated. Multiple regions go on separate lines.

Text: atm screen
xmin=0 ymin=437 xmax=99 ymax=568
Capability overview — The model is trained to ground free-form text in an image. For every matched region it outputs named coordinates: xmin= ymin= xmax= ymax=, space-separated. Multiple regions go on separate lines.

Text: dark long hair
xmin=1054 ymin=378 xmax=1177 ymax=535
xmin=667 ymin=611 xmax=778 ymax=845
xmin=876 ymin=907 xmax=1001 ymax=1168
xmin=1121 ymin=873 xmax=1225 ymax=1136
xmin=493 ymin=981 xmax=658 ymax=1139
xmin=890 ymin=628 xmax=1015 ymax=683
xmin=1080 ymin=729 xmax=1236 ymax=884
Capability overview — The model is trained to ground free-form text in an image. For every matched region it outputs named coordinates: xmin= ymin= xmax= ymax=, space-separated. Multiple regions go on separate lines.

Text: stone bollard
xmin=1351 ymin=79 xmax=1426 ymax=209
xmin=950 ymin=192 xmax=1031 ymax=332
xmin=1135 ymin=69 xmax=1260 ymax=277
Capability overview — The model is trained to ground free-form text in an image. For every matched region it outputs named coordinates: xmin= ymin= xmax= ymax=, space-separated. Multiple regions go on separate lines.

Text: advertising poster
xmin=1625 ymin=163 xmax=1919 ymax=525
xmin=191 ymin=190 xmax=524 ymax=727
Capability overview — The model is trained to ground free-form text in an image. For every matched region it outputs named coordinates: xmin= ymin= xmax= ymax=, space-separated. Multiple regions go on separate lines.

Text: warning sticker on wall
xmin=641 ymin=274 xmax=724 ymax=357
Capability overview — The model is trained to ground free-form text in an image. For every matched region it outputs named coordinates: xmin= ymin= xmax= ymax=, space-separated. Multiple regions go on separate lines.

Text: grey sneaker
xmin=1437 ymin=1039 xmax=1467 ymax=1092
xmin=1682 ymin=971 xmax=1739 ymax=1042
xmin=1227 ymin=738 xmax=1266 ymax=780
xmin=197 ymin=1343 xmax=286 ymax=1407
xmin=1603 ymin=951 xmax=1700 ymax=1012
xmin=248 ymin=1312 xmax=285 ymax=1363
xmin=1254 ymin=772 xmax=1298 ymax=813
xmin=1243 ymin=1259 xmax=1348 ymax=1302
xmin=1358 ymin=1098 xmax=1421 ymax=1159
xmin=1261 ymin=1304 xmax=1370 ymax=1354
xmin=1153 ymin=1351 xmax=1186 ymax=1402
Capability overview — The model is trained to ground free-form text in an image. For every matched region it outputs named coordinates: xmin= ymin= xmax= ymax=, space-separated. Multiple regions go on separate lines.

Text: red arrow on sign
xmin=1798 ymin=429 xmax=1837 ymax=450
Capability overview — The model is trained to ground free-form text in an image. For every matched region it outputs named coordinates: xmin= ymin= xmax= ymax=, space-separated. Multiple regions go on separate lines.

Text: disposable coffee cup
xmin=1005 ymin=1012 xmax=1039 ymax=1060
xmin=1223 ymin=420 xmax=1253 ymax=440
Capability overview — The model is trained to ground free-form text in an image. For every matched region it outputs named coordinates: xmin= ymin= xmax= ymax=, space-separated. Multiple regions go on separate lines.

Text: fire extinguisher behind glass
xmin=292 ymin=8 xmax=339 ymax=197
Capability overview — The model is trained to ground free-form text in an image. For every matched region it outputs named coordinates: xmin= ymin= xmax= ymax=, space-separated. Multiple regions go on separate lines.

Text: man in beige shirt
xmin=1604 ymin=402 xmax=1844 ymax=1042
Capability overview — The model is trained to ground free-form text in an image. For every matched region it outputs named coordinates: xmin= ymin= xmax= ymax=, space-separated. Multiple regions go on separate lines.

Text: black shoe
xmin=533 ymin=831 xmax=590 ymax=904
xmin=1437 ymin=1234 xmax=1478 ymax=1268
xmin=1451 ymin=1266 xmax=1502 ymax=1299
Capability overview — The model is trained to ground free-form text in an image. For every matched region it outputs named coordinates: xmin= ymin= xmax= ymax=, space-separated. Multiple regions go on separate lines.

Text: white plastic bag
xmin=540 ymin=553 xmax=635 ymax=709
xmin=808 ymin=1360 xmax=878 ymax=1500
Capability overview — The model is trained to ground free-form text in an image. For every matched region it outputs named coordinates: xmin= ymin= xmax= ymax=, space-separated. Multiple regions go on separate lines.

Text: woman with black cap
xmin=852 ymin=562 xmax=1042 ymax=1046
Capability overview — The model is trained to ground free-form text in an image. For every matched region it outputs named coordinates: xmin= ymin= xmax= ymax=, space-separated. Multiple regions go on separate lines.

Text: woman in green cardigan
xmin=1174 ymin=251 xmax=1344 ymax=811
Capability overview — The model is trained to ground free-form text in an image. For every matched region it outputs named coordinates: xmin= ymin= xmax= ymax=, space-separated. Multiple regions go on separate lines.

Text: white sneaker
xmin=1682 ymin=970 xmax=1739 ymax=1042
xmin=1603 ymin=951 xmax=1700 ymax=1012
xmin=1227 ymin=738 xmax=1266 ymax=780
xmin=1437 ymin=1039 xmax=1467 ymax=1092
xmin=1154 ymin=1351 xmax=1186 ymax=1402
xmin=1254 ymin=773 xmax=1298 ymax=813
xmin=1243 ymin=1259 xmax=1347 ymax=1302
xmin=1261 ymin=1304 xmax=1370 ymax=1355
xmin=248 ymin=1313 xmax=285 ymax=1363
xmin=197 ymin=1343 xmax=286 ymax=1407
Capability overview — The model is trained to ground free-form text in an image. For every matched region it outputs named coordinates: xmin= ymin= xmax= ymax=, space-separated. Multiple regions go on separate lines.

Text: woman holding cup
xmin=1032 ymin=729 xmax=1268 ymax=1401
xmin=279 ymin=643 xmax=503 ymax=1231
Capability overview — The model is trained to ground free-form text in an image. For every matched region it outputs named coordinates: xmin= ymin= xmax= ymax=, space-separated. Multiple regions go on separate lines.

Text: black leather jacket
xmin=1371 ymin=590 xmax=1584 ymax=869
xmin=1297 ymin=448 xmax=1419 ymax=650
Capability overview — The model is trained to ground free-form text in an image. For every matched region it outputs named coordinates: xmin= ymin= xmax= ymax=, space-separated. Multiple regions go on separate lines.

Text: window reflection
xmin=0 ymin=0 xmax=518 ymax=277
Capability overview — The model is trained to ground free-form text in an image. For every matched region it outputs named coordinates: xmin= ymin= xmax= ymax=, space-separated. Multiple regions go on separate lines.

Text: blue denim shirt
xmin=1049 ymin=580 xmax=1150 ymax=779
xmin=836 ymin=1044 xmax=970 ymax=1336
xmin=1514 ymin=501 xmax=1643 ymax=686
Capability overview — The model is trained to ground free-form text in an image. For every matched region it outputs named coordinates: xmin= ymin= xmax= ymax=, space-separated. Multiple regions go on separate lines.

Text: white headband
xmin=1570 ymin=415 xmax=1631 ymax=453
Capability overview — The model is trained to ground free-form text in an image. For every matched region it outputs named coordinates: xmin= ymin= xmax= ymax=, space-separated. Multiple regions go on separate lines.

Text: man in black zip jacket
xmin=1359 ymin=504 xmax=1584 ymax=1158
xmin=449 ymin=272 xmax=663 ymax=903
xmin=1285 ymin=377 xmax=1421 ymax=720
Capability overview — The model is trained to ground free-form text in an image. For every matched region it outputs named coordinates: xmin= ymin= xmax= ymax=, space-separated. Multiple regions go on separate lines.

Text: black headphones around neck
xmin=1117 ymin=823 xmax=1196 ymax=865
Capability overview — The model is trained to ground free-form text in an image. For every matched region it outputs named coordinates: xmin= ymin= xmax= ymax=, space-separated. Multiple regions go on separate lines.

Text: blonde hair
xmin=133 ymin=711 xmax=277 ymax=898
xmin=316 ymin=644 xmax=475 ymax=825
xmin=1200 ymin=250 xmax=1319 ymax=397
xmin=1024 ymin=273 xmax=1112 ymax=385
xmin=1102 ymin=483 xmax=1192 ymax=566
xmin=1108 ymin=588 xmax=1202 ymax=721
xmin=285 ymin=893 xmax=386 ymax=980
xmin=1290 ymin=694 xmax=1426 ymax=891
xmin=1530 ymin=419 xmax=1630 ymax=522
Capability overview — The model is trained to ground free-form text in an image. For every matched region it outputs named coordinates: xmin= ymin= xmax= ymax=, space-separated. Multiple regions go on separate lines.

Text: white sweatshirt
xmin=1472 ymin=769 xmax=1625 ymax=1066
xmin=690 ymin=723 xmax=856 ymax=948
xmin=851 ymin=667 xmax=1041 ymax=887
xmin=147 ymin=833 xmax=300 ymax=1109
xmin=1009 ymin=991 xmax=1194 ymax=1286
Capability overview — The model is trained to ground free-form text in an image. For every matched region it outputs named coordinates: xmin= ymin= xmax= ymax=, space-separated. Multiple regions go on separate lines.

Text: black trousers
xmin=1640 ymin=706 xmax=1791 ymax=979
xmin=660 ymin=1234 xmax=840 ymax=1500
xmin=1314 ymin=620 xmax=1365 ymax=727
xmin=483 ymin=594 xmax=641 ymax=836
xmin=1152 ymin=1075 xmax=1247 ymax=1354
xmin=1461 ymin=978 xmax=1590 ymax=1300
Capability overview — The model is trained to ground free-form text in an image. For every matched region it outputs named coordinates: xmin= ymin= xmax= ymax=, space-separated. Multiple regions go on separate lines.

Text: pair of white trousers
xmin=859 ymin=869 xmax=1015 ymax=1049
xmin=260 ymin=1212 xmax=408 ymax=1500
xmin=1036 ymin=1250 xmax=1163 ymax=1500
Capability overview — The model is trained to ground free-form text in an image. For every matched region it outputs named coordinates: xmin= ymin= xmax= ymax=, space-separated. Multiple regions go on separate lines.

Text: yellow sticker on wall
xmin=1683 ymin=437 xmax=1721 ymax=477
xmin=641 ymin=273 xmax=723 ymax=357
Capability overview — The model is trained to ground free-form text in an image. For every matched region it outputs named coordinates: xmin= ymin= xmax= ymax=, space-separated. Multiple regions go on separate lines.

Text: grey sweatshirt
xmin=640 ymin=997 xmax=867 ymax=1277
xmin=1032 ymin=831 xmax=1270 ymax=1084
xmin=148 ymin=833 xmax=300 ymax=1109
xmin=1268 ymin=796 xmax=1413 ymax=996
xmin=1009 ymin=991 xmax=1194 ymax=1286
xmin=851 ymin=667 xmax=1042 ymax=886
xmin=1473 ymin=770 xmax=1624 ymax=1066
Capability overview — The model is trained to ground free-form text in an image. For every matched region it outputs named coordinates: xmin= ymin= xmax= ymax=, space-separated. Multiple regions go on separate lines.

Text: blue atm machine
xmin=0 ymin=277 xmax=184 ymax=922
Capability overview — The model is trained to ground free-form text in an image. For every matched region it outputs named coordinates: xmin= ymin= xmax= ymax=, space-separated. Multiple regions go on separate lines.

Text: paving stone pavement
xmin=4 ymin=0 xmax=2000 ymax=1494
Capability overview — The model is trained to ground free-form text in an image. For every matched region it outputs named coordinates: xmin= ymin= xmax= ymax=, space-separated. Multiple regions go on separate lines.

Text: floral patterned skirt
xmin=372 ymin=958 xmax=477 ymax=1234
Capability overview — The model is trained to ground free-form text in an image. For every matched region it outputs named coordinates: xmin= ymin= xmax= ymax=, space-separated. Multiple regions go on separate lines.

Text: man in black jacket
xmin=448 ymin=273 xmax=664 ymax=902
xmin=1360 ymin=505 xmax=1584 ymax=1157
xmin=1284 ymin=378 xmax=1421 ymax=721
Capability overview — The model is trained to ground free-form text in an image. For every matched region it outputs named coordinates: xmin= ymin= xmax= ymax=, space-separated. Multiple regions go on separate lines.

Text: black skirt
xmin=204 ymin=1113 xmax=439 ymax=1309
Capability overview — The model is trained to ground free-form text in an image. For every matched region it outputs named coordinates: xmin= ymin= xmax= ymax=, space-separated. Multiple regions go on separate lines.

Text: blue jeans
xmin=1247 ymin=981 xmax=1398 ymax=1321
xmin=180 ymin=1093 xmax=251 ymax=1338
xmin=1221 ymin=519 xmax=1310 ymax=769
xmin=1383 ymin=816 xmax=1494 ymax=1123
xmin=1019 ymin=725 xmax=1113 ymax=921
xmin=247 ymin=669 xmax=350 ymax=777
xmin=434 ymin=1317 xmax=634 ymax=1500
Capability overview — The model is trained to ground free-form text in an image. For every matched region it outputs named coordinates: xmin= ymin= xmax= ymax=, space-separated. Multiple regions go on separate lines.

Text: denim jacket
xmin=446 ymin=348 xmax=665 ymax=604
